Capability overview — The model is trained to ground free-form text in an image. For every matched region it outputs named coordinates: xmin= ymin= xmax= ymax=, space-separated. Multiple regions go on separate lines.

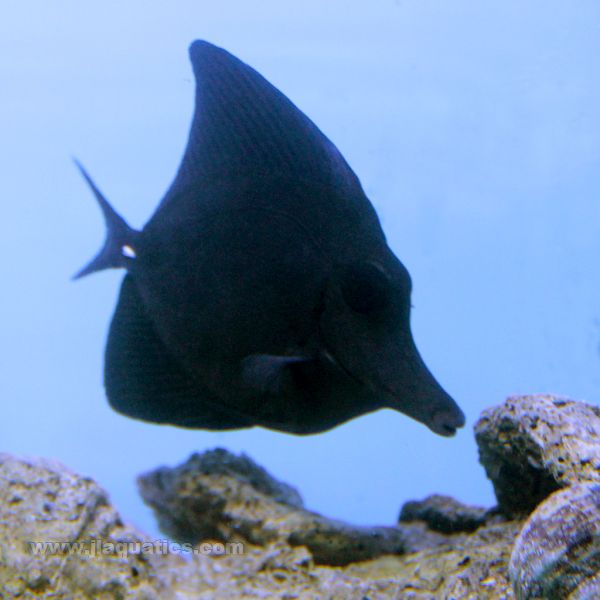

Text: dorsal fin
xmin=73 ymin=160 xmax=139 ymax=280
xmin=163 ymin=40 xmax=363 ymax=201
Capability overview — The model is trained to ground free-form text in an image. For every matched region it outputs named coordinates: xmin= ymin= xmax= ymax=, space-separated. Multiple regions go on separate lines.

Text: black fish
xmin=75 ymin=40 xmax=465 ymax=436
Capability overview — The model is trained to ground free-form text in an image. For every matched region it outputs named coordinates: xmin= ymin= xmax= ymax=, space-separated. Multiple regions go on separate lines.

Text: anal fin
xmin=105 ymin=275 xmax=250 ymax=430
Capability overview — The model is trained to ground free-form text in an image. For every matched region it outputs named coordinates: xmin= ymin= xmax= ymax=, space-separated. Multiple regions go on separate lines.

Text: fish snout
xmin=384 ymin=375 xmax=466 ymax=436
xmin=380 ymin=344 xmax=466 ymax=436
xmin=428 ymin=404 xmax=466 ymax=437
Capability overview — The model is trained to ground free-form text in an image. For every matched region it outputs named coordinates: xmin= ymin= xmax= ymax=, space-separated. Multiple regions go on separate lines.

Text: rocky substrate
xmin=0 ymin=394 xmax=599 ymax=599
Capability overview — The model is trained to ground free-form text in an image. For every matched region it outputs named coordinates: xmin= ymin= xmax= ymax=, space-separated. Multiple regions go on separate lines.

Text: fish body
xmin=76 ymin=41 xmax=465 ymax=436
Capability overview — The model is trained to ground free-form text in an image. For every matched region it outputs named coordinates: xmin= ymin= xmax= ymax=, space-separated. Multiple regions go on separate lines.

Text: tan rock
xmin=475 ymin=394 xmax=600 ymax=517
xmin=4 ymin=393 xmax=599 ymax=598
xmin=0 ymin=453 xmax=202 ymax=599
xmin=137 ymin=448 xmax=412 ymax=566
xmin=0 ymin=451 xmax=518 ymax=599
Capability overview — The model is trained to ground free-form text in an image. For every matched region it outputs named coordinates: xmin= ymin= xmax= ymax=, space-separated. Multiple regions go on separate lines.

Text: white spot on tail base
xmin=122 ymin=245 xmax=137 ymax=259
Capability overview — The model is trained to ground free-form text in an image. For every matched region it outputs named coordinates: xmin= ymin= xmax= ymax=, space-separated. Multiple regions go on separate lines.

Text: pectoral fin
xmin=241 ymin=354 xmax=310 ymax=396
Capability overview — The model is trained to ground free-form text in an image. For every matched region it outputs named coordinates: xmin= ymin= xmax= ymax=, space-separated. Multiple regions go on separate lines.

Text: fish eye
xmin=340 ymin=262 xmax=391 ymax=315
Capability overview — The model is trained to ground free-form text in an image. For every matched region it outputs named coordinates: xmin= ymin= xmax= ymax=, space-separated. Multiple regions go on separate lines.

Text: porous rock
xmin=138 ymin=448 xmax=416 ymax=566
xmin=139 ymin=449 xmax=519 ymax=597
xmin=0 ymin=451 xmax=518 ymax=599
xmin=509 ymin=483 xmax=600 ymax=599
xmin=475 ymin=394 xmax=600 ymax=517
xmin=0 ymin=453 xmax=202 ymax=599
xmin=399 ymin=494 xmax=489 ymax=533
xmin=8 ymin=392 xmax=600 ymax=599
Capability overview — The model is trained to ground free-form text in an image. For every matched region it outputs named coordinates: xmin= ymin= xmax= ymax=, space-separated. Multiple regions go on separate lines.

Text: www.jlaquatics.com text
xmin=26 ymin=539 xmax=245 ymax=558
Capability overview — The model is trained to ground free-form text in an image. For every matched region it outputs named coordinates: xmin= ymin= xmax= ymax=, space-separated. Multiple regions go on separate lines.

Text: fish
xmin=75 ymin=40 xmax=466 ymax=437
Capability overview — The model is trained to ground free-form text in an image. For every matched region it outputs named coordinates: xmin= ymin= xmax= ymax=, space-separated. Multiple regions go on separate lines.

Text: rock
xmin=6 ymin=393 xmax=599 ymax=598
xmin=509 ymin=483 xmax=600 ymax=600
xmin=399 ymin=494 xmax=489 ymax=533
xmin=138 ymin=448 xmax=418 ymax=566
xmin=569 ymin=573 xmax=600 ymax=600
xmin=0 ymin=451 xmax=517 ymax=599
xmin=344 ymin=519 xmax=520 ymax=599
xmin=475 ymin=394 xmax=600 ymax=517
xmin=139 ymin=447 xmax=520 ymax=597
xmin=176 ymin=447 xmax=305 ymax=507
xmin=137 ymin=447 xmax=302 ymax=544
xmin=0 ymin=453 xmax=203 ymax=599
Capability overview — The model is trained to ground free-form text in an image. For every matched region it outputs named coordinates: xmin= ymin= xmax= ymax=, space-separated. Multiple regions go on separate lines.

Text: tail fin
xmin=73 ymin=160 xmax=139 ymax=280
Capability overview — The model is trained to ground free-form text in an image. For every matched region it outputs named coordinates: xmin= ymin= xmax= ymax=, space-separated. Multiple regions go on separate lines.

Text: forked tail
xmin=73 ymin=160 xmax=139 ymax=280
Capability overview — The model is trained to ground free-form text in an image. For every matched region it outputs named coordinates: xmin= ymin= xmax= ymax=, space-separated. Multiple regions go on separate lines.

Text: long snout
xmin=380 ymin=340 xmax=465 ymax=437
xmin=421 ymin=384 xmax=465 ymax=436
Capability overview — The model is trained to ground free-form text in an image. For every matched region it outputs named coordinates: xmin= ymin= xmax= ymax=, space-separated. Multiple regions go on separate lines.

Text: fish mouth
xmin=437 ymin=424 xmax=458 ymax=437
xmin=427 ymin=408 xmax=466 ymax=437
